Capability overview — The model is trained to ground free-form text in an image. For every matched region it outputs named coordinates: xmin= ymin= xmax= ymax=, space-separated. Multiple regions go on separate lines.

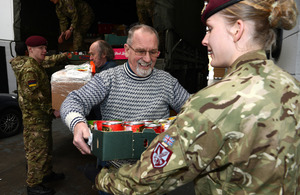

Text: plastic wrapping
xmin=51 ymin=63 xmax=92 ymax=82
xmin=51 ymin=63 xmax=92 ymax=110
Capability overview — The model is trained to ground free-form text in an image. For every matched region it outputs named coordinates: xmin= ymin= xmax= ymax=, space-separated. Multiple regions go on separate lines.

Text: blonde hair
xmin=220 ymin=0 xmax=298 ymax=49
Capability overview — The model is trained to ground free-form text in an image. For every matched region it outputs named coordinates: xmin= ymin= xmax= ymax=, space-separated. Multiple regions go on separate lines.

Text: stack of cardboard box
xmin=51 ymin=64 xmax=92 ymax=110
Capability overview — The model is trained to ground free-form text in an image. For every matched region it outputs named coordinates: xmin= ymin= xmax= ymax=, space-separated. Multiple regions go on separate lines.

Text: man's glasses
xmin=127 ymin=44 xmax=160 ymax=57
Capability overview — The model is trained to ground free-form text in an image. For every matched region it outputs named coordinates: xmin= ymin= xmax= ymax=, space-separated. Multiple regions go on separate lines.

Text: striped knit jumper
xmin=61 ymin=62 xmax=190 ymax=131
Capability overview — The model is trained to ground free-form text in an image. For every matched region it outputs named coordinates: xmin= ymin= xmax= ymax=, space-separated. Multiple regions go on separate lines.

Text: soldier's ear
xmin=27 ymin=46 xmax=32 ymax=53
xmin=231 ymin=19 xmax=244 ymax=42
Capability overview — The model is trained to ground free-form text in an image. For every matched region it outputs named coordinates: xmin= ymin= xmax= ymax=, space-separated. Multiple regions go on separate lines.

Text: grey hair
xmin=126 ymin=24 xmax=159 ymax=46
xmin=95 ymin=39 xmax=115 ymax=61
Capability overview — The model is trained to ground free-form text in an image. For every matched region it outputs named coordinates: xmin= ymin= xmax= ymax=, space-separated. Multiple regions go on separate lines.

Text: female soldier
xmin=93 ymin=0 xmax=300 ymax=194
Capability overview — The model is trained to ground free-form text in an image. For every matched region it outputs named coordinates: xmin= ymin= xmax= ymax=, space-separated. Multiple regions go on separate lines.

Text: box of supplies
xmin=51 ymin=64 xmax=92 ymax=110
xmin=91 ymin=129 xmax=158 ymax=161
xmin=68 ymin=53 xmax=90 ymax=61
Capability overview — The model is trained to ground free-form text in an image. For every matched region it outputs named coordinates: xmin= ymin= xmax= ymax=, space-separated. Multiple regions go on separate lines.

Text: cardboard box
xmin=92 ymin=129 xmax=158 ymax=161
xmin=51 ymin=81 xmax=89 ymax=110
xmin=51 ymin=64 xmax=92 ymax=110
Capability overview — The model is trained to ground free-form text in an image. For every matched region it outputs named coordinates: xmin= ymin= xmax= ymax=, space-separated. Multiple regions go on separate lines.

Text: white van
xmin=0 ymin=0 xmax=18 ymax=94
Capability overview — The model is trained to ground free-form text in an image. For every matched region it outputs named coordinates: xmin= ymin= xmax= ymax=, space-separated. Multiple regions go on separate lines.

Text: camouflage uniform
xmin=95 ymin=50 xmax=300 ymax=194
xmin=56 ymin=0 xmax=94 ymax=51
xmin=17 ymin=57 xmax=55 ymax=187
xmin=136 ymin=0 xmax=155 ymax=26
xmin=10 ymin=53 xmax=68 ymax=78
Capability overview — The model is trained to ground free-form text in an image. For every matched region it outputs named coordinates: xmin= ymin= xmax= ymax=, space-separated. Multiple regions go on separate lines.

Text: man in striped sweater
xmin=60 ymin=24 xmax=190 ymax=154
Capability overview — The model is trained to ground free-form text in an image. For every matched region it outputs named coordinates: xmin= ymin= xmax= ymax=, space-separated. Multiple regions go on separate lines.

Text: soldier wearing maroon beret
xmin=17 ymin=35 xmax=65 ymax=195
xmin=10 ymin=39 xmax=69 ymax=79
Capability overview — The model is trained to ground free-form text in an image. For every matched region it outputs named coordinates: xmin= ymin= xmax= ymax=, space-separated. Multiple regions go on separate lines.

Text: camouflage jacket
xmin=56 ymin=0 xmax=94 ymax=32
xmin=17 ymin=57 xmax=53 ymax=125
xmin=10 ymin=53 xmax=68 ymax=78
xmin=95 ymin=50 xmax=300 ymax=194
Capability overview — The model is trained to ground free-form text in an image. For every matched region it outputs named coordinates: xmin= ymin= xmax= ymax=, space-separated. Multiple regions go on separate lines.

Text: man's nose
xmin=143 ymin=52 xmax=151 ymax=62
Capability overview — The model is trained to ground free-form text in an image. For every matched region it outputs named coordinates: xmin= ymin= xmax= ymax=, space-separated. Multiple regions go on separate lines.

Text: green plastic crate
xmin=104 ymin=34 xmax=127 ymax=46
xmin=92 ymin=129 xmax=158 ymax=161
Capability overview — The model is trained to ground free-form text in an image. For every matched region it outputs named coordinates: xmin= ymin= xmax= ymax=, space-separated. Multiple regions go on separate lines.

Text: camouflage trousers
xmin=73 ymin=13 xmax=95 ymax=51
xmin=73 ymin=30 xmax=87 ymax=51
xmin=136 ymin=0 xmax=155 ymax=26
xmin=23 ymin=121 xmax=53 ymax=187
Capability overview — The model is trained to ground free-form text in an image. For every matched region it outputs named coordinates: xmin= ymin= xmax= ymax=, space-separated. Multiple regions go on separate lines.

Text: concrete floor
xmin=0 ymin=119 xmax=195 ymax=195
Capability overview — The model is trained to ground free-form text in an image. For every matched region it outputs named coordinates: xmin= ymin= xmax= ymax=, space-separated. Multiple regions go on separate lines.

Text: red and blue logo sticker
xmin=163 ymin=134 xmax=175 ymax=147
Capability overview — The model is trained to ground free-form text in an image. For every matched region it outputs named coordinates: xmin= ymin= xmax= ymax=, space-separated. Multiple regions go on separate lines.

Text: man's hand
xmin=58 ymin=32 xmax=65 ymax=44
xmin=65 ymin=29 xmax=72 ymax=40
xmin=73 ymin=122 xmax=92 ymax=155
xmin=53 ymin=110 xmax=61 ymax=118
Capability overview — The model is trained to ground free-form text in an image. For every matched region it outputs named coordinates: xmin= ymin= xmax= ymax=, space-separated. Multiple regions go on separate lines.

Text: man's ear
xmin=124 ymin=44 xmax=130 ymax=58
xmin=232 ymin=19 xmax=244 ymax=42
xmin=101 ymin=53 xmax=106 ymax=59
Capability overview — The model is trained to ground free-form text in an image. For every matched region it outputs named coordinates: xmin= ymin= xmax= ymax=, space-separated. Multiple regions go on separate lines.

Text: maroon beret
xmin=202 ymin=0 xmax=243 ymax=23
xmin=25 ymin=36 xmax=48 ymax=47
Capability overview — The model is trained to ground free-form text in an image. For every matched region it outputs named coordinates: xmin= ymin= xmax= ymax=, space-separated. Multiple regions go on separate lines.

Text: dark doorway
xmin=0 ymin=46 xmax=9 ymax=93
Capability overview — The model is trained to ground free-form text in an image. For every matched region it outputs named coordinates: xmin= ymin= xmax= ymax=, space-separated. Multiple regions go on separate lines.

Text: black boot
xmin=42 ymin=172 xmax=65 ymax=183
xmin=27 ymin=184 xmax=55 ymax=195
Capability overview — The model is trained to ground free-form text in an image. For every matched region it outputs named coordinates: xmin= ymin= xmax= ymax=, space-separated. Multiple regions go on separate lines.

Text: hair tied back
xmin=268 ymin=0 xmax=281 ymax=28
xmin=269 ymin=0 xmax=298 ymax=30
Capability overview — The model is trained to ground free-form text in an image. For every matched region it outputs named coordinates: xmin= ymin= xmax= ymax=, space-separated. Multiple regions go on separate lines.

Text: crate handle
xmin=144 ymin=139 xmax=149 ymax=148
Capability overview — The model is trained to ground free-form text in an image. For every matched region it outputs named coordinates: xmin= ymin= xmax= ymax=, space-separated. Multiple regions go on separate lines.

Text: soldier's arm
xmin=56 ymin=5 xmax=69 ymax=32
xmin=67 ymin=0 xmax=79 ymax=31
xmin=42 ymin=53 xmax=68 ymax=68
xmin=95 ymin=107 xmax=223 ymax=194
xmin=19 ymin=67 xmax=43 ymax=104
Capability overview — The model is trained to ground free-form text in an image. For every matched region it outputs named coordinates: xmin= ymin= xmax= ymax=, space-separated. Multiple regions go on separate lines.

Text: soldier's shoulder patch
xmin=151 ymin=141 xmax=173 ymax=169
xmin=163 ymin=134 xmax=175 ymax=147
xmin=28 ymin=80 xmax=37 ymax=87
